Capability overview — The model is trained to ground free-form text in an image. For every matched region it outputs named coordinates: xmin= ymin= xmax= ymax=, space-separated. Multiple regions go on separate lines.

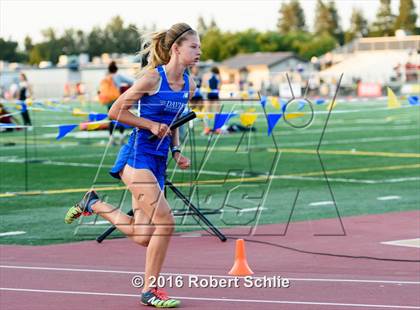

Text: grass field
xmin=1 ymin=98 xmax=419 ymax=245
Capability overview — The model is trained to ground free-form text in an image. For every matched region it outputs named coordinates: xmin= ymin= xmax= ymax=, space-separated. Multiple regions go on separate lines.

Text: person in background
xmin=204 ymin=66 xmax=221 ymax=135
xmin=100 ymin=61 xmax=135 ymax=145
xmin=0 ymin=103 xmax=19 ymax=132
xmin=187 ymin=65 xmax=204 ymax=136
xmin=18 ymin=73 xmax=32 ymax=126
xmin=189 ymin=65 xmax=203 ymax=110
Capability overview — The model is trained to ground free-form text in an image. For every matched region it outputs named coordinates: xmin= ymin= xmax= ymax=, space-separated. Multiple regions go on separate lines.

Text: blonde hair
xmin=139 ymin=23 xmax=196 ymax=75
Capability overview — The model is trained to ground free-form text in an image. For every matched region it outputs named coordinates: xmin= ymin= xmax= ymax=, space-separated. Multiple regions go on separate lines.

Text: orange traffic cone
xmin=228 ymin=239 xmax=254 ymax=276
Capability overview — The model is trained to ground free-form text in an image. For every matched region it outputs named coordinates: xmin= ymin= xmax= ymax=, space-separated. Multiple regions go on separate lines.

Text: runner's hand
xmin=150 ymin=122 xmax=170 ymax=139
xmin=173 ymin=153 xmax=190 ymax=170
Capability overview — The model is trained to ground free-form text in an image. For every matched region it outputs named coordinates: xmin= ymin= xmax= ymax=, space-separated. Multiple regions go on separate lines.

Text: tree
xmin=76 ymin=30 xmax=88 ymax=54
xmin=345 ymin=8 xmax=368 ymax=42
xmin=395 ymin=0 xmax=417 ymax=33
xmin=235 ymin=29 xmax=261 ymax=53
xmin=124 ymin=23 xmax=141 ymax=54
xmin=256 ymin=31 xmax=285 ymax=52
xmin=61 ymin=29 xmax=79 ymax=55
xmin=370 ymin=0 xmax=396 ymax=36
xmin=41 ymin=27 xmax=57 ymax=41
xmin=277 ymin=0 xmax=306 ymax=34
xmin=87 ymin=26 xmax=106 ymax=57
xmin=327 ymin=1 xmax=343 ymax=43
xmin=314 ymin=0 xmax=331 ymax=35
xmin=28 ymin=45 xmax=43 ymax=65
xmin=196 ymin=16 xmax=208 ymax=37
xmin=209 ymin=18 xmax=218 ymax=31
xmin=350 ymin=8 xmax=368 ymax=37
xmin=23 ymin=36 xmax=33 ymax=53
xmin=39 ymin=27 xmax=63 ymax=63
xmin=104 ymin=15 xmax=125 ymax=53
xmin=102 ymin=15 xmax=140 ymax=54
xmin=314 ymin=0 xmax=342 ymax=43
xmin=200 ymin=28 xmax=224 ymax=61
xmin=296 ymin=33 xmax=337 ymax=60
xmin=0 ymin=38 xmax=19 ymax=61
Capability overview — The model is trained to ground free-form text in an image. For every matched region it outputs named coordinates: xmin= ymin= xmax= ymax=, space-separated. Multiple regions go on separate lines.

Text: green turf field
xmin=1 ymin=98 xmax=419 ymax=245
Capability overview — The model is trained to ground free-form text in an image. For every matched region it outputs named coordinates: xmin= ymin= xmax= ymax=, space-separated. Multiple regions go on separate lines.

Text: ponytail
xmin=138 ymin=23 xmax=196 ymax=77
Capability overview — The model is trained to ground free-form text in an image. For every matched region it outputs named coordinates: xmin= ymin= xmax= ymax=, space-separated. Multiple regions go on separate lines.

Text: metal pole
xmin=24 ymin=127 xmax=28 ymax=191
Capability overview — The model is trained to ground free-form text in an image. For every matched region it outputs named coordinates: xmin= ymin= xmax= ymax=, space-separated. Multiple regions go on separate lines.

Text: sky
xmin=0 ymin=0 xmax=405 ymax=45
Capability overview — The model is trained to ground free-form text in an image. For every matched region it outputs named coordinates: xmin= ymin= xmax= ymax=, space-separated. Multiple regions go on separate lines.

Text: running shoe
xmin=64 ymin=191 xmax=98 ymax=224
xmin=141 ymin=288 xmax=180 ymax=308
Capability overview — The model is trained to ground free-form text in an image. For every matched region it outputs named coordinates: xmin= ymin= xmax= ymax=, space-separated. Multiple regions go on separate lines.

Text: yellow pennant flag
xmin=326 ymin=100 xmax=338 ymax=111
xmin=240 ymin=108 xmax=258 ymax=126
xmin=205 ymin=112 xmax=215 ymax=120
xmin=387 ymin=87 xmax=401 ymax=109
xmin=192 ymin=108 xmax=203 ymax=118
xmin=241 ymin=91 xmax=249 ymax=99
xmin=270 ymin=96 xmax=280 ymax=109
xmin=284 ymin=112 xmax=305 ymax=120
xmin=194 ymin=111 xmax=214 ymax=119
xmin=195 ymin=112 xmax=206 ymax=119
xmin=83 ymin=123 xmax=101 ymax=131
xmin=72 ymin=108 xmax=89 ymax=117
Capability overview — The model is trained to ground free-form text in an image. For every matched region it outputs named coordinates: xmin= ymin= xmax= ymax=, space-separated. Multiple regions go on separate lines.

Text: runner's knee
xmin=132 ymin=235 xmax=152 ymax=247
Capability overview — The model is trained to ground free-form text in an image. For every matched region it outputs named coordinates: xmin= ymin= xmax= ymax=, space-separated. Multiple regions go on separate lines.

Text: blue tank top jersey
xmin=208 ymin=74 xmax=219 ymax=93
xmin=135 ymin=65 xmax=189 ymax=157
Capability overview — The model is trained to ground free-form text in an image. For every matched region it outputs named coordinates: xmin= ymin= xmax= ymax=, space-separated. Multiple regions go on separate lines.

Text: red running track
xmin=1 ymin=210 xmax=419 ymax=309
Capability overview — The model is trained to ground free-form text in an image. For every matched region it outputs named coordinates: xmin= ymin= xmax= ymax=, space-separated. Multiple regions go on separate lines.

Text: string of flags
xmin=1 ymin=91 xmax=419 ymax=139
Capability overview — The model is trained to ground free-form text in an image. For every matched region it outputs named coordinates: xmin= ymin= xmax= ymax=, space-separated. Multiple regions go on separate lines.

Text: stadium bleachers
xmin=319 ymin=50 xmax=416 ymax=84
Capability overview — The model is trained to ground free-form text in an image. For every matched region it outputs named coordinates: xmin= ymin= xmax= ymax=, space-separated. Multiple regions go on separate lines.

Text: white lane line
xmin=381 ymin=238 xmax=420 ymax=249
xmin=1 ymin=265 xmax=419 ymax=285
xmin=191 ymin=125 xmax=419 ymax=140
xmin=0 ymin=156 xmax=418 ymax=186
xmin=223 ymin=207 xmax=268 ymax=213
xmin=309 ymin=201 xmax=334 ymax=207
xmin=0 ymin=158 xmax=112 ymax=168
xmin=0 ymin=288 xmax=419 ymax=309
xmin=0 ymin=231 xmax=26 ymax=237
xmin=83 ymin=208 xmax=268 ymax=224
xmin=84 ymin=220 xmax=109 ymax=225
xmin=84 ymin=207 xmax=268 ymax=225
xmin=377 ymin=196 xmax=401 ymax=201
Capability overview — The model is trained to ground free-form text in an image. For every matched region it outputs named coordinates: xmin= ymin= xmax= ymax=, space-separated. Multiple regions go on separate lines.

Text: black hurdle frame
xmin=96 ymin=180 xmax=226 ymax=243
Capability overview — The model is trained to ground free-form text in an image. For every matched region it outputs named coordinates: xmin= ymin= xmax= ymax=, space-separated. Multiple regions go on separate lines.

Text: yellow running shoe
xmin=64 ymin=191 xmax=98 ymax=224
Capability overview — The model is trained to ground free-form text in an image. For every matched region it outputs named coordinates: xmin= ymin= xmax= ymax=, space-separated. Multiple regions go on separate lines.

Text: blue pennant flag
xmin=408 ymin=95 xmax=419 ymax=106
xmin=20 ymin=102 xmax=28 ymax=113
xmin=89 ymin=113 xmax=108 ymax=122
xmin=298 ymin=100 xmax=306 ymax=111
xmin=267 ymin=113 xmax=282 ymax=136
xmin=260 ymin=96 xmax=268 ymax=108
xmin=0 ymin=123 xmax=17 ymax=127
xmin=56 ymin=124 xmax=78 ymax=140
xmin=281 ymin=99 xmax=288 ymax=113
xmin=95 ymin=113 xmax=108 ymax=121
xmin=213 ymin=113 xmax=236 ymax=131
xmin=111 ymin=120 xmax=133 ymax=129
